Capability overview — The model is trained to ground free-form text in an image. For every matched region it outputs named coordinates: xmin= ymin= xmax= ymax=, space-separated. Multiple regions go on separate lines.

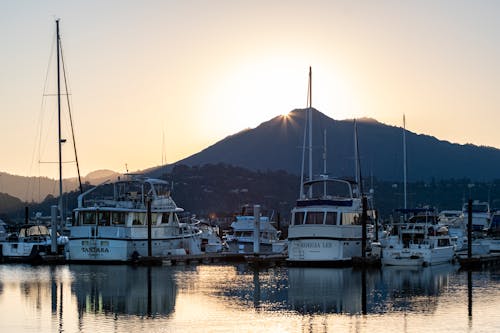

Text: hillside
xmin=0 ymin=170 xmax=121 ymax=203
xmin=149 ymin=108 xmax=500 ymax=182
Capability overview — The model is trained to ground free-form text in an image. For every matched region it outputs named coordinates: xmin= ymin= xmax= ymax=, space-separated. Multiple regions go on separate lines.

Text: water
xmin=0 ymin=263 xmax=499 ymax=333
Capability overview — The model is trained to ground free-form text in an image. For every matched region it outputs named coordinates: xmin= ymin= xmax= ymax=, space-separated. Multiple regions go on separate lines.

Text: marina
xmin=3 ymin=3 xmax=500 ymax=332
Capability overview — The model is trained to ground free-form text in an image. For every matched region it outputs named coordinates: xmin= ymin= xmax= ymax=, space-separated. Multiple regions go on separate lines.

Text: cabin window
xmin=305 ymin=212 xmax=324 ymax=224
xmin=325 ymin=212 xmax=338 ymax=225
xmin=161 ymin=213 xmax=170 ymax=224
xmin=438 ymin=239 xmax=450 ymax=247
xmin=81 ymin=212 xmax=96 ymax=225
xmin=97 ymin=211 xmax=111 ymax=226
xmin=111 ymin=212 xmax=126 ymax=225
xmin=132 ymin=213 xmax=146 ymax=225
xmin=341 ymin=212 xmax=361 ymax=225
xmin=293 ymin=212 xmax=305 ymax=225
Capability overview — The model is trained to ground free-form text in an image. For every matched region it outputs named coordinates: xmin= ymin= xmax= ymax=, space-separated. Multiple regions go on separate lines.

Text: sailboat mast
xmin=323 ymin=129 xmax=327 ymax=197
xmin=308 ymin=67 xmax=313 ymax=197
xmin=403 ymin=114 xmax=407 ymax=210
xmin=56 ymin=20 xmax=64 ymax=230
xmin=354 ymin=119 xmax=360 ymax=186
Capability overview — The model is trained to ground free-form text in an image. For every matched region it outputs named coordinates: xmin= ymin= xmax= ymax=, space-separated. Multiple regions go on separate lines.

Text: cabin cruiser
xmin=382 ymin=210 xmax=455 ymax=266
xmin=477 ymin=211 xmax=500 ymax=252
xmin=65 ymin=175 xmax=202 ymax=262
xmin=0 ymin=224 xmax=68 ymax=263
xmin=462 ymin=200 xmax=490 ymax=232
xmin=287 ymin=177 xmax=366 ymax=266
xmin=225 ymin=205 xmax=283 ymax=254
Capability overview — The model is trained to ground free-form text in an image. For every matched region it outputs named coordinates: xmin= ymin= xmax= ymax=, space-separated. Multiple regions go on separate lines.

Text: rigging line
xmin=38 ymin=161 xmax=77 ymax=164
xmin=60 ymin=40 xmax=83 ymax=194
xmin=25 ymin=29 xmax=57 ymax=202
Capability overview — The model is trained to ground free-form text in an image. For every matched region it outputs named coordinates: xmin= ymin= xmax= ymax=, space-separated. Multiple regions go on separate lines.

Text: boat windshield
xmin=19 ymin=225 xmax=50 ymax=237
xmin=152 ymin=182 xmax=170 ymax=197
xmin=306 ymin=180 xmax=353 ymax=198
xmin=463 ymin=203 xmax=489 ymax=213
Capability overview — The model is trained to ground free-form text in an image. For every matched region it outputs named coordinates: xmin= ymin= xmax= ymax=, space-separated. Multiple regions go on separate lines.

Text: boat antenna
xmin=354 ymin=119 xmax=364 ymax=196
xmin=403 ymin=114 xmax=407 ymax=210
xmin=59 ymin=32 xmax=83 ymax=194
xmin=56 ymin=19 xmax=64 ymax=231
xmin=307 ymin=66 xmax=313 ymax=198
xmin=299 ymin=69 xmax=308 ymax=199
xmin=323 ymin=129 xmax=327 ymax=197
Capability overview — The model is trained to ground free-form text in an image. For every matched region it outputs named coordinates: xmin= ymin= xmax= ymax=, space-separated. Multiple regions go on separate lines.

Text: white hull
xmin=66 ymin=225 xmax=202 ymax=262
xmin=288 ymin=238 xmax=360 ymax=264
xmin=66 ymin=235 xmax=201 ymax=262
xmin=0 ymin=242 xmax=50 ymax=262
xmin=410 ymin=244 xmax=455 ymax=265
xmin=288 ymin=225 xmax=362 ymax=263
xmin=382 ymin=248 xmax=424 ymax=266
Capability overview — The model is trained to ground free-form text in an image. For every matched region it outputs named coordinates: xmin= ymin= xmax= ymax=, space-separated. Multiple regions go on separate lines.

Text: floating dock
xmin=458 ymin=252 xmax=500 ymax=270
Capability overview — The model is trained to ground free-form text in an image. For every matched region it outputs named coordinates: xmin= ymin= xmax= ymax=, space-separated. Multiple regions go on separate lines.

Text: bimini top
xmin=77 ymin=175 xmax=179 ymax=211
xmin=297 ymin=177 xmax=360 ymax=207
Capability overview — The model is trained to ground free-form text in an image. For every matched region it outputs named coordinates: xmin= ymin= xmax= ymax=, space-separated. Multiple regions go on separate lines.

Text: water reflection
xmin=70 ymin=264 xmax=176 ymax=317
xmin=220 ymin=264 xmax=459 ymax=315
xmin=1 ymin=263 xmax=499 ymax=333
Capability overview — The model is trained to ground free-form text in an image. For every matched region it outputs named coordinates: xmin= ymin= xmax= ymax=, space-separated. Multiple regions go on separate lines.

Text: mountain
xmin=0 ymin=170 xmax=121 ymax=203
xmin=150 ymin=108 xmax=500 ymax=182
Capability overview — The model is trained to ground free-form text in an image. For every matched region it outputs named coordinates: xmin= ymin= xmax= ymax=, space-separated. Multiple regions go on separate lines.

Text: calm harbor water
xmin=0 ymin=263 xmax=499 ymax=333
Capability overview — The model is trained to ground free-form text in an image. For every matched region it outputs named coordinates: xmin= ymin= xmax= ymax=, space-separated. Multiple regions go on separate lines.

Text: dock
xmin=458 ymin=252 xmax=500 ymax=270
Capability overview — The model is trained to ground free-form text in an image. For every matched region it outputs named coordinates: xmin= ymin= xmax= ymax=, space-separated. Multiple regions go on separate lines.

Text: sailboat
xmin=287 ymin=67 xmax=365 ymax=266
xmin=0 ymin=20 xmax=70 ymax=263
xmin=381 ymin=116 xmax=455 ymax=266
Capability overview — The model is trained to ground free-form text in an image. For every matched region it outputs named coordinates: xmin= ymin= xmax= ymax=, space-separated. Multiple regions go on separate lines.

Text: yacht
xmin=65 ymin=175 xmax=202 ymax=262
xmin=225 ymin=205 xmax=283 ymax=254
xmin=287 ymin=67 xmax=369 ymax=266
xmin=382 ymin=211 xmax=455 ymax=266
xmin=477 ymin=211 xmax=500 ymax=252
xmin=462 ymin=200 xmax=490 ymax=232
xmin=287 ymin=177 xmax=365 ymax=266
xmin=0 ymin=224 xmax=67 ymax=263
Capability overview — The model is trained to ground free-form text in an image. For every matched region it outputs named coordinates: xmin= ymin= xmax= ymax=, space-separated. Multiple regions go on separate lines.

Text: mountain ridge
xmin=149 ymin=108 xmax=500 ymax=182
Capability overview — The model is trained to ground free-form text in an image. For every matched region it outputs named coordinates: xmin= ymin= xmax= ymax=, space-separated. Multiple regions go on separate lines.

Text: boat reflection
xmin=233 ymin=264 xmax=458 ymax=315
xmin=69 ymin=265 xmax=177 ymax=317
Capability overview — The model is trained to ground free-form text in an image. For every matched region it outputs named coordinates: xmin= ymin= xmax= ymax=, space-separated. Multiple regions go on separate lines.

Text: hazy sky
xmin=1 ymin=1 xmax=500 ymax=180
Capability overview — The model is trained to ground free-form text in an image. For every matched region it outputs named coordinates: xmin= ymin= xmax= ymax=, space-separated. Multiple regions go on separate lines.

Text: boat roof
xmin=302 ymin=177 xmax=357 ymax=187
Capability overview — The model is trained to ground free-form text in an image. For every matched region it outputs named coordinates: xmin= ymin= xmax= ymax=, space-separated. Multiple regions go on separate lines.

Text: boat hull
xmin=0 ymin=242 xmax=51 ymax=263
xmin=382 ymin=248 xmax=424 ymax=266
xmin=287 ymin=224 xmax=362 ymax=265
xmin=66 ymin=226 xmax=202 ymax=262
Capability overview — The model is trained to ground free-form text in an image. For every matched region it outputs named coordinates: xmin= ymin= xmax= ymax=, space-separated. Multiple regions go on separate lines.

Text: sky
xmin=1 ymin=1 xmax=500 ymax=180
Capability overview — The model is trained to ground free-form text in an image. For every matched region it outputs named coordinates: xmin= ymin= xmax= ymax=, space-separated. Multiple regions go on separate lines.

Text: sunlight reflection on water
xmin=0 ymin=263 xmax=499 ymax=333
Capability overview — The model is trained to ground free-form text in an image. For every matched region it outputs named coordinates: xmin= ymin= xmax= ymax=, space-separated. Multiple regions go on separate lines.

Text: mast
xmin=323 ymin=129 xmax=327 ymax=197
xmin=307 ymin=66 xmax=313 ymax=197
xmin=56 ymin=19 xmax=64 ymax=230
xmin=354 ymin=119 xmax=360 ymax=186
xmin=403 ymin=114 xmax=407 ymax=210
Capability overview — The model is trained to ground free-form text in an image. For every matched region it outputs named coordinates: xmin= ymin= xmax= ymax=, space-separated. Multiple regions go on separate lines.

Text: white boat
xmin=194 ymin=219 xmax=225 ymax=253
xmin=381 ymin=247 xmax=424 ymax=266
xmin=477 ymin=211 xmax=500 ymax=252
xmin=65 ymin=175 xmax=202 ymax=262
xmin=382 ymin=211 xmax=455 ymax=266
xmin=225 ymin=205 xmax=283 ymax=254
xmin=462 ymin=200 xmax=491 ymax=232
xmin=287 ymin=67 xmax=367 ymax=266
xmin=287 ymin=178 xmax=365 ymax=266
xmin=438 ymin=210 xmax=463 ymax=226
xmin=0 ymin=224 xmax=68 ymax=263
